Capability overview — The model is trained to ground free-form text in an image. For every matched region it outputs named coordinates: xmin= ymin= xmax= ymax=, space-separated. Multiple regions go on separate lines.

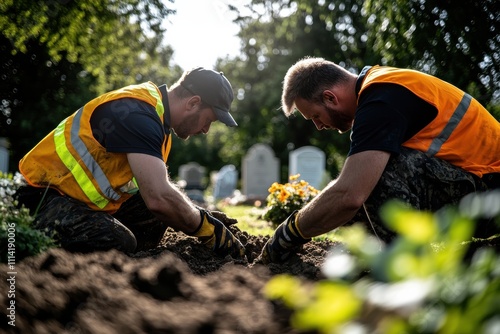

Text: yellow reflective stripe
xmin=70 ymin=109 xmax=120 ymax=201
xmin=119 ymin=178 xmax=139 ymax=194
xmin=144 ymin=82 xmax=164 ymax=118
xmin=53 ymin=116 xmax=109 ymax=209
xmin=145 ymin=81 xmax=170 ymax=160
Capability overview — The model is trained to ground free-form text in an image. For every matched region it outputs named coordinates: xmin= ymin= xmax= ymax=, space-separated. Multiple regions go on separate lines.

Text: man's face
xmin=294 ymin=97 xmax=354 ymax=134
xmin=172 ymin=105 xmax=218 ymax=140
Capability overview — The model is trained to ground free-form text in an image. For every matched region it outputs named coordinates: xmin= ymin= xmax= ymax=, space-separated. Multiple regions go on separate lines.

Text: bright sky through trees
xmin=164 ymin=0 xmax=243 ymax=70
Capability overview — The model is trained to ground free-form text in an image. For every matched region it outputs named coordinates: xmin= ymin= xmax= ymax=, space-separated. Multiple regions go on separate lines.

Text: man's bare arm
xmin=127 ymin=153 xmax=200 ymax=233
xmin=298 ymin=150 xmax=391 ymax=237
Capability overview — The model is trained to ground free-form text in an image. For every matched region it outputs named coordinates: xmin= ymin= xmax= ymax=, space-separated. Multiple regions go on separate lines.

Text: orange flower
xmin=278 ymin=189 xmax=291 ymax=202
xmin=263 ymin=174 xmax=320 ymax=226
xmin=268 ymin=182 xmax=280 ymax=193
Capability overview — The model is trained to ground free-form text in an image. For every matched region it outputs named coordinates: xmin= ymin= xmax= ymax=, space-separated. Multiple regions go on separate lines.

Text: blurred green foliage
xmin=0 ymin=172 xmax=56 ymax=263
xmin=264 ymin=196 xmax=500 ymax=333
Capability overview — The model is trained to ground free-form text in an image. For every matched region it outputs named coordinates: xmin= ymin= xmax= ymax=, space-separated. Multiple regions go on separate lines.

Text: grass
xmin=218 ymin=203 xmax=342 ymax=242
xmin=218 ymin=204 xmax=275 ymax=236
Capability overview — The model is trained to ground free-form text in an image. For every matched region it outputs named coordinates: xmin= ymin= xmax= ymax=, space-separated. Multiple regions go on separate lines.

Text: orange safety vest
xmin=19 ymin=82 xmax=172 ymax=213
xmin=359 ymin=66 xmax=500 ymax=177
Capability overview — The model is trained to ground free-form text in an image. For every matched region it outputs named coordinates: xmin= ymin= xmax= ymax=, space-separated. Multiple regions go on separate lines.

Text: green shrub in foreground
xmin=265 ymin=195 xmax=500 ymax=334
xmin=0 ymin=172 xmax=56 ymax=263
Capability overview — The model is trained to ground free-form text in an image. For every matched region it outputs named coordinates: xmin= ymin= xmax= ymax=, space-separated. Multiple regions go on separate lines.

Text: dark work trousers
xmin=352 ymin=147 xmax=499 ymax=243
xmin=15 ymin=186 xmax=167 ymax=253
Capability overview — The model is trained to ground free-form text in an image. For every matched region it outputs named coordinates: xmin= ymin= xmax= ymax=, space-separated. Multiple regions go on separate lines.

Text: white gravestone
xmin=0 ymin=138 xmax=9 ymax=173
xmin=178 ymin=162 xmax=207 ymax=205
xmin=289 ymin=146 xmax=325 ymax=189
xmin=242 ymin=144 xmax=279 ymax=198
xmin=213 ymin=165 xmax=238 ymax=200
xmin=178 ymin=162 xmax=206 ymax=190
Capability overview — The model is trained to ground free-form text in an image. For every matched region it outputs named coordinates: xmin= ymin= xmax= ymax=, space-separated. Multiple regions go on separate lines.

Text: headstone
xmin=178 ymin=162 xmax=206 ymax=190
xmin=289 ymin=146 xmax=325 ymax=189
xmin=242 ymin=144 xmax=279 ymax=198
xmin=213 ymin=164 xmax=238 ymax=200
xmin=0 ymin=138 xmax=9 ymax=173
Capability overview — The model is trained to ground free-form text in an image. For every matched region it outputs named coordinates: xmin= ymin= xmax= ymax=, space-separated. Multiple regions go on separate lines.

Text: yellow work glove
xmin=193 ymin=209 xmax=246 ymax=258
xmin=259 ymin=211 xmax=311 ymax=264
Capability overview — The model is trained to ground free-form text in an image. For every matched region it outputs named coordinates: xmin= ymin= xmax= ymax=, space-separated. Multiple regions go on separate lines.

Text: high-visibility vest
xmin=19 ymin=82 xmax=172 ymax=213
xmin=359 ymin=66 xmax=500 ymax=177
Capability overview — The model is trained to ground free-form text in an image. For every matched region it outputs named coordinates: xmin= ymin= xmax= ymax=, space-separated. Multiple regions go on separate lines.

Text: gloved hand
xmin=193 ymin=209 xmax=246 ymax=258
xmin=259 ymin=211 xmax=311 ymax=264
xmin=209 ymin=210 xmax=238 ymax=227
xmin=193 ymin=206 xmax=237 ymax=227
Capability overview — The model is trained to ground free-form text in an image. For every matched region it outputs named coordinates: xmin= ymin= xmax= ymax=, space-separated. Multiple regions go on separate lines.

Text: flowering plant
xmin=0 ymin=172 xmax=24 ymax=212
xmin=0 ymin=172 xmax=56 ymax=263
xmin=263 ymin=174 xmax=319 ymax=227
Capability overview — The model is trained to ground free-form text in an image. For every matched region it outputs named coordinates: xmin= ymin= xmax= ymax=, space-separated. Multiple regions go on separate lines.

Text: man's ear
xmin=322 ymin=90 xmax=338 ymax=106
xmin=186 ymin=95 xmax=202 ymax=111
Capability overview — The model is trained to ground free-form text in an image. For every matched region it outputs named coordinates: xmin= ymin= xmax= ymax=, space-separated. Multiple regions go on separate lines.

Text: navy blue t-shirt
xmin=89 ymin=85 xmax=170 ymax=160
xmin=348 ymin=68 xmax=438 ymax=157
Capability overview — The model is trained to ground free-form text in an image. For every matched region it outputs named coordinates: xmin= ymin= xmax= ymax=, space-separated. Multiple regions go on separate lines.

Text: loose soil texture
xmin=0 ymin=222 xmax=338 ymax=334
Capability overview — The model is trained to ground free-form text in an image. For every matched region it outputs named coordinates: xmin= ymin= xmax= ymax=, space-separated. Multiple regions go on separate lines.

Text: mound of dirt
xmin=0 ymin=225 xmax=338 ymax=333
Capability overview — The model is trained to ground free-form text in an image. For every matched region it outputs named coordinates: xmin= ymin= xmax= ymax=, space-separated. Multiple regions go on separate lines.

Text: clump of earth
xmin=0 ymin=221 xmax=338 ymax=333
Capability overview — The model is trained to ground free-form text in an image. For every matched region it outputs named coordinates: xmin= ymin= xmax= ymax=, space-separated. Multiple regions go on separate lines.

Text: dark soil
xmin=0 ymin=223 xmax=338 ymax=334
xmin=3 ymin=209 xmax=497 ymax=334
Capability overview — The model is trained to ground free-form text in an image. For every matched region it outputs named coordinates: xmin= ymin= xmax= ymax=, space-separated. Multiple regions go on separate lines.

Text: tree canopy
xmin=208 ymin=0 xmax=500 ymax=180
xmin=0 ymin=0 xmax=181 ymax=171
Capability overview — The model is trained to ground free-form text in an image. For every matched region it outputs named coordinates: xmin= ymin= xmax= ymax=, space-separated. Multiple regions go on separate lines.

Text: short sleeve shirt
xmin=348 ymin=67 xmax=438 ymax=157
xmin=89 ymin=84 xmax=171 ymax=160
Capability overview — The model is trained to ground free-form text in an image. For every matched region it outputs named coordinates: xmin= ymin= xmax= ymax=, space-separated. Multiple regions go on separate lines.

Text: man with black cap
xmin=15 ymin=67 xmax=245 ymax=258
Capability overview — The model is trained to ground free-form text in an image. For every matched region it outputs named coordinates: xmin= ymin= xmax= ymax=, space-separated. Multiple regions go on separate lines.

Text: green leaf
xmin=381 ymin=200 xmax=437 ymax=244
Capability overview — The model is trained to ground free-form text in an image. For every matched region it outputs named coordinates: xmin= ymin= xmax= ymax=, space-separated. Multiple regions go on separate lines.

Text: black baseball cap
xmin=180 ymin=67 xmax=237 ymax=127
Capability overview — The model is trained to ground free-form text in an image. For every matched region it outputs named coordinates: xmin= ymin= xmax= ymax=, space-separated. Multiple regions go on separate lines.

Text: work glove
xmin=205 ymin=209 xmax=238 ymax=227
xmin=193 ymin=208 xmax=246 ymax=258
xmin=259 ymin=211 xmax=311 ymax=264
xmin=193 ymin=206 xmax=238 ymax=227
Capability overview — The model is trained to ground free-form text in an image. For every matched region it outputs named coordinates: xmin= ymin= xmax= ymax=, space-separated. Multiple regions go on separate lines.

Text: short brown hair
xmin=281 ymin=57 xmax=351 ymax=116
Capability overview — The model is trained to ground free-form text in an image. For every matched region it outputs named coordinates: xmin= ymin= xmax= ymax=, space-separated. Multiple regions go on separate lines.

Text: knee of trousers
xmin=94 ymin=219 xmax=138 ymax=253
xmin=59 ymin=226 xmax=138 ymax=254
xmin=115 ymin=229 xmax=138 ymax=253
xmin=32 ymin=194 xmax=140 ymax=253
